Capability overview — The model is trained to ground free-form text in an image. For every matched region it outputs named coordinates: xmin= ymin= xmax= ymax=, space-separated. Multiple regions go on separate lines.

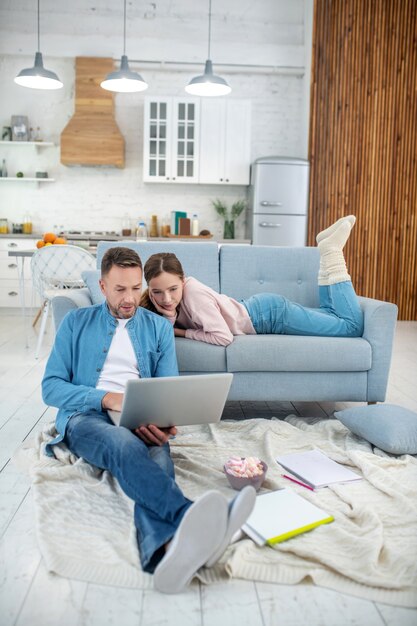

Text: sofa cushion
xmin=96 ymin=241 xmax=220 ymax=291
xmin=175 ymin=337 xmax=226 ymax=372
xmin=220 ymin=245 xmax=320 ymax=306
xmin=226 ymin=335 xmax=372 ymax=372
xmin=82 ymin=270 xmax=104 ymax=305
xmin=335 ymin=404 xmax=417 ymax=455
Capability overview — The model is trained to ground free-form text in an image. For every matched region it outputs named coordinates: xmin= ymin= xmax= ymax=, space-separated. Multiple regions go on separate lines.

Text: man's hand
xmin=134 ymin=424 xmax=177 ymax=446
xmin=101 ymin=392 xmax=124 ymax=412
xmin=174 ymin=327 xmax=186 ymax=337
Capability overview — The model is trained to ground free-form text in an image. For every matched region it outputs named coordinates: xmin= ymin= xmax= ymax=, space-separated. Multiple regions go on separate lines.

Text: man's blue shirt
xmin=42 ymin=302 xmax=178 ymax=456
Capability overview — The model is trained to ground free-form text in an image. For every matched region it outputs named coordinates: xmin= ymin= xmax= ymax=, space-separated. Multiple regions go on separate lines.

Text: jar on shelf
xmin=0 ymin=218 xmax=8 ymax=234
xmin=121 ymin=213 xmax=132 ymax=236
xmin=161 ymin=215 xmax=171 ymax=237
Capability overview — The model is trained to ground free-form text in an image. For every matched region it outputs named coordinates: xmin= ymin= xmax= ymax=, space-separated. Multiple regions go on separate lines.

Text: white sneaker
xmin=205 ymin=485 xmax=257 ymax=567
xmin=153 ymin=491 xmax=228 ymax=594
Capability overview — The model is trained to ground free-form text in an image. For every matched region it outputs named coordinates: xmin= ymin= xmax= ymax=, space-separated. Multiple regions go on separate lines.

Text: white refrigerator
xmin=246 ymin=156 xmax=310 ymax=246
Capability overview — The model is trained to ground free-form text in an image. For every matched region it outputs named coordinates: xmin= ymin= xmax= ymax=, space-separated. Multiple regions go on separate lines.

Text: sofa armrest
xmin=52 ymin=288 xmax=93 ymax=330
xmin=358 ymin=296 xmax=398 ymax=401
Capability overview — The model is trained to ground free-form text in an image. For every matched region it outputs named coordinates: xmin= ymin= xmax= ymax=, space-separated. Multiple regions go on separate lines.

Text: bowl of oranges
xmin=36 ymin=232 xmax=67 ymax=249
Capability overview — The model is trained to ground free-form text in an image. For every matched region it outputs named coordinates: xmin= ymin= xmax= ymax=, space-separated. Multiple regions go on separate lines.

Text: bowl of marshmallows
xmin=224 ymin=455 xmax=268 ymax=491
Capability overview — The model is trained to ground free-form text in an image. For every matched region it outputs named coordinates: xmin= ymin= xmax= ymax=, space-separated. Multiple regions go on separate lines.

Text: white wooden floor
xmin=1 ymin=311 xmax=416 ymax=626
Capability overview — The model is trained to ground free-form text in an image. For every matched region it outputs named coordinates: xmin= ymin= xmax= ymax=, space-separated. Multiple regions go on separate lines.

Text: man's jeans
xmin=243 ymin=281 xmax=364 ymax=337
xmin=64 ymin=410 xmax=192 ymax=573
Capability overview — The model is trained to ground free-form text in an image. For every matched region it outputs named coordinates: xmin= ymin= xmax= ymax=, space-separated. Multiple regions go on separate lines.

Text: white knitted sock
xmin=316 ymin=215 xmax=356 ymax=244
xmin=317 ymin=221 xmax=352 ymax=285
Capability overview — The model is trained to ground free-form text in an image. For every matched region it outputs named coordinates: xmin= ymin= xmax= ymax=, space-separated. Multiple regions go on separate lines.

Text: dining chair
xmin=31 ymin=244 xmax=95 ymax=359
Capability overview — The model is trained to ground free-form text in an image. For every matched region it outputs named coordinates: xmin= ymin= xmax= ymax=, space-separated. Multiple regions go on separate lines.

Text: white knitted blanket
xmin=12 ymin=416 xmax=417 ymax=607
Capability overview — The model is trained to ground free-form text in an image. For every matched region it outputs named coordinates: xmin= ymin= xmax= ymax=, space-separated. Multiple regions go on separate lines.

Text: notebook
xmin=107 ymin=373 xmax=233 ymax=429
xmin=276 ymin=449 xmax=362 ymax=489
xmin=242 ymin=488 xmax=334 ymax=546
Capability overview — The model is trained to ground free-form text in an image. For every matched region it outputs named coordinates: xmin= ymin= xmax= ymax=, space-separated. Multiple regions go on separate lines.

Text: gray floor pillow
xmin=335 ymin=404 xmax=417 ymax=455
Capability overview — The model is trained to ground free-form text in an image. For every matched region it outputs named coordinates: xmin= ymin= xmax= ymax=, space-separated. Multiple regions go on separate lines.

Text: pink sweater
xmin=173 ymin=277 xmax=256 ymax=346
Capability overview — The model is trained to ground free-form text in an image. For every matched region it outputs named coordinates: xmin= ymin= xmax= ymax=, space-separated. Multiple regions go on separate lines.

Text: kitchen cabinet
xmin=198 ymin=99 xmax=251 ymax=185
xmin=0 ymin=237 xmax=39 ymax=308
xmin=0 ymin=141 xmax=56 ymax=185
xmin=143 ymin=97 xmax=200 ymax=183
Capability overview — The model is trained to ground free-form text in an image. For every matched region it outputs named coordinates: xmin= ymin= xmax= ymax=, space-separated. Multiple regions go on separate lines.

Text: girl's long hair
xmin=140 ymin=252 xmax=185 ymax=315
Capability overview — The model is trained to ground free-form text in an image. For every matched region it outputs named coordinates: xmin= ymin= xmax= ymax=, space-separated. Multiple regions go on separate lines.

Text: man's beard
xmin=108 ymin=302 xmax=138 ymax=319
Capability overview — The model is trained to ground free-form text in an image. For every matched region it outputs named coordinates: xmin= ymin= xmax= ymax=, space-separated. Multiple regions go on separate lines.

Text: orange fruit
xmin=53 ymin=237 xmax=67 ymax=244
xmin=36 ymin=240 xmax=45 ymax=248
xmin=44 ymin=242 xmax=53 ymax=246
xmin=43 ymin=232 xmax=57 ymax=244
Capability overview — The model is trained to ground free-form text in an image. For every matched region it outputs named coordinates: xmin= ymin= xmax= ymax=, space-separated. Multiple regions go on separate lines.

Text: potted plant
xmin=211 ymin=199 xmax=246 ymax=239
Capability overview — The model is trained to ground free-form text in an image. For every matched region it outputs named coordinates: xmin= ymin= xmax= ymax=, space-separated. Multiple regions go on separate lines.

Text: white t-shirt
xmin=96 ymin=319 xmax=139 ymax=393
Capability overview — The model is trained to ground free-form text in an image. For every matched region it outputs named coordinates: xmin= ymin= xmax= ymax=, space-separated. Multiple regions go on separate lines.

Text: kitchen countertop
xmin=0 ymin=233 xmax=44 ymax=238
xmin=0 ymin=233 xmax=251 ymax=244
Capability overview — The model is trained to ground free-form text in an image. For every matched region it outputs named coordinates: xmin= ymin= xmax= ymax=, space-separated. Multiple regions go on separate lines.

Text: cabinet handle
xmin=172 ymin=177 xmax=176 ymax=180
xmin=260 ymin=201 xmax=283 ymax=207
xmin=225 ymin=178 xmax=229 ymax=182
xmin=8 ymin=242 xmax=18 ymax=247
xmin=8 ymin=263 xmax=18 ymax=268
xmin=8 ymin=291 xmax=18 ymax=296
xmin=259 ymin=222 xmax=281 ymax=228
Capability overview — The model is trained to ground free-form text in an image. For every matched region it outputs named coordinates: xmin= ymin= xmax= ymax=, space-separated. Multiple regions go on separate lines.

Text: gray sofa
xmin=51 ymin=241 xmax=398 ymax=403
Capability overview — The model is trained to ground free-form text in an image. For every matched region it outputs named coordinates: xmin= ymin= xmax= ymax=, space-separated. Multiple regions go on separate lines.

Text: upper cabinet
xmin=143 ymin=97 xmax=200 ymax=183
xmin=143 ymin=97 xmax=251 ymax=185
xmin=199 ymin=99 xmax=252 ymax=185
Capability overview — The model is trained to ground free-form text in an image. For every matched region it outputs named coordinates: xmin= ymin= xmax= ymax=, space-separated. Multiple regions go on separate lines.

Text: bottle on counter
xmin=149 ymin=215 xmax=159 ymax=237
xmin=23 ymin=213 xmax=33 ymax=234
xmin=136 ymin=220 xmax=148 ymax=241
xmin=1 ymin=159 xmax=7 ymax=178
xmin=191 ymin=213 xmax=199 ymax=236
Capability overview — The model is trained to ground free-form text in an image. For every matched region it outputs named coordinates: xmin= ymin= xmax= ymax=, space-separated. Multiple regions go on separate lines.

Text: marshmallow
xmin=224 ymin=456 xmax=264 ymax=478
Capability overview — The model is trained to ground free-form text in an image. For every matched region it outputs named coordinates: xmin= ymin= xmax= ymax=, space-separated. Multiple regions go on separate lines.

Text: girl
xmin=140 ymin=216 xmax=364 ymax=347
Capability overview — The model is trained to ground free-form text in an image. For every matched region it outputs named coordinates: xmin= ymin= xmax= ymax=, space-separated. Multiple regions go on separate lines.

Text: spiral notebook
xmin=242 ymin=488 xmax=334 ymax=546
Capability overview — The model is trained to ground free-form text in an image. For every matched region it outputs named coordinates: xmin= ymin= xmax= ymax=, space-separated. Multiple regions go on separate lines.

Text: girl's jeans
xmin=243 ymin=281 xmax=364 ymax=336
xmin=64 ymin=410 xmax=192 ymax=573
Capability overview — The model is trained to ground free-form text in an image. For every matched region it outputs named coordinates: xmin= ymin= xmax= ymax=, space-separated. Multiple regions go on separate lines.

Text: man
xmin=42 ymin=246 xmax=255 ymax=594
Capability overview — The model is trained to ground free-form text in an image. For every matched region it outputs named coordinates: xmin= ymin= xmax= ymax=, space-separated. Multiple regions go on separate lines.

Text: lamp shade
xmin=101 ymin=55 xmax=148 ymax=93
xmin=185 ymin=60 xmax=231 ymax=97
xmin=14 ymin=52 xmax=63 ymax=90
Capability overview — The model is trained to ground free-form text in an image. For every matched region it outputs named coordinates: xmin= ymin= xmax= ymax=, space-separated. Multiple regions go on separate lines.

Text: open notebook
xmin=242 ymin=488 xmax=334 ymax=546
xmin=276 ymin=449 xmax=362 ymax=489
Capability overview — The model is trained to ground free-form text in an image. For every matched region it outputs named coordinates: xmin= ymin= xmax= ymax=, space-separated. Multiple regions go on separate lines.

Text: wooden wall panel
xmin=308 ymin=0 xmax=417 ymax=319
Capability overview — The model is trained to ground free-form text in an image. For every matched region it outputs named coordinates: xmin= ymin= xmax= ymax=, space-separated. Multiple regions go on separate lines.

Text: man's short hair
xmin=101 ymin=247 xmax=143 ymax=276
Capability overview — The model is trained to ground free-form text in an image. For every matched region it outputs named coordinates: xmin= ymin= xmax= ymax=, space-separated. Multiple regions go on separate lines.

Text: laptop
xmin=107 ymin=373 xmax=233 ymax=429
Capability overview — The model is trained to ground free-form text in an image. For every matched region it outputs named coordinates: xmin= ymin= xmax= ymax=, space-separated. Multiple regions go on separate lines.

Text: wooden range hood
xmin=61 ymin=57 xmax=125 ymax=168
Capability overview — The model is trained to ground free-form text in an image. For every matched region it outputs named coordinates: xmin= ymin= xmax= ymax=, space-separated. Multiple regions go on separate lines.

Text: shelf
xmin=0 ymin=141 xmax=54 ymax=147
xmin=0 ymin=177 xmax=55 ymax=182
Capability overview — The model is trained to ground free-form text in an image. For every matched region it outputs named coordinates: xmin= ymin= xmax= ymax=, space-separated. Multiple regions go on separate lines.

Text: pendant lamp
xmin=14 ymin=0 xmax=63 ymax=90
xmin=185 ymin=0 xmax=231 ymax=97
xmin=101 ymin=0 xmax=148 ymax=93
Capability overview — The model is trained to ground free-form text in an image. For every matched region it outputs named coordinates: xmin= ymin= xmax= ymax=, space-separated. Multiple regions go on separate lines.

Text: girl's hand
xmin=174 ymin=327 xmax=187 ymax=337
